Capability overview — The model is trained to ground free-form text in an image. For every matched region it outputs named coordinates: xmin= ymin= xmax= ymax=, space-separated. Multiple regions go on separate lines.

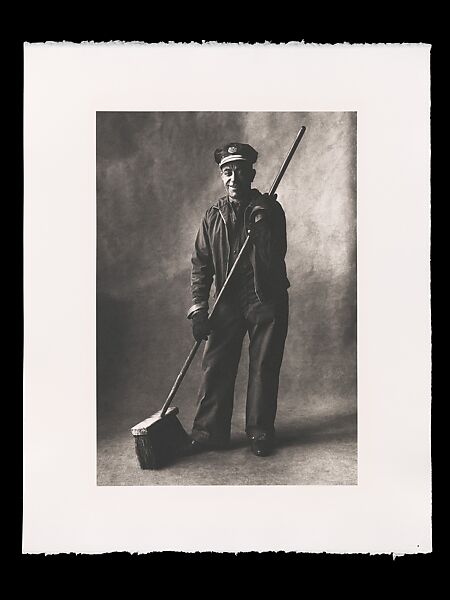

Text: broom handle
xmin=268 ymin=125 xmax=306 ymax=197
xmin=160 ymin=125 xmax=306 ymax=416
xmin=207 ymin=125 xmax=306 ymax=321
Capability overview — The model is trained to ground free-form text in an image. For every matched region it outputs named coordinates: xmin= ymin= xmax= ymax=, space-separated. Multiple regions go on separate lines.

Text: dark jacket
xmin=187 ymin=189 xmax=290 ymax=318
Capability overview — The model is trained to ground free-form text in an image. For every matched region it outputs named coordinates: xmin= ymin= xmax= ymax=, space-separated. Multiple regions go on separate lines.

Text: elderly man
xmin=186 ymin=142 xmax=290 ymax=457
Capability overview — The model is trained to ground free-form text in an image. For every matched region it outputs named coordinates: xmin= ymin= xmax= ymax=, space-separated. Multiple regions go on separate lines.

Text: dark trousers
xmin=191 ymin=291 xmax=289 ymax=446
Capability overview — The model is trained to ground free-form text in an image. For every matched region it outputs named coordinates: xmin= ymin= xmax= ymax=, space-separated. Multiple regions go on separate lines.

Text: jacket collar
xmin=212 ymin=188 xmax=261 ymax=211
xmin=212 ymin=196 xmax=229 ymax=211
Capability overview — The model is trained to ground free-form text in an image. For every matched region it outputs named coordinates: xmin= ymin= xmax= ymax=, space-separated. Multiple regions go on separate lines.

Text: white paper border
xmin=23 ymin=42 xmax=431 ymax=554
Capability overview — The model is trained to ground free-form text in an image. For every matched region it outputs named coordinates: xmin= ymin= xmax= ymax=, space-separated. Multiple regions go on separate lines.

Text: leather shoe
xmin=182 ymin=439 xmax=208 ymax=456
xmin=249 ymin=434 xmax=274 ymax=457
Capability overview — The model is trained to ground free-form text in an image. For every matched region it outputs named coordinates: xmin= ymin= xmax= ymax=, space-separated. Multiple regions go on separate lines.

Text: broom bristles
xmin=132 ymin=407 xmax=189 ymax=470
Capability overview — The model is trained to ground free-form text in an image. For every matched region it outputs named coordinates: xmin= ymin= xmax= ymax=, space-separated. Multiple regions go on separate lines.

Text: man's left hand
xmin=247 ymin=193 xmax=276 ymax=231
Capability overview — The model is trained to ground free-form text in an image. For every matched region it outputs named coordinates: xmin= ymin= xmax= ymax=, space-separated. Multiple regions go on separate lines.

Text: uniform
xmin=187 ymin=143 xmax=290 ymax=455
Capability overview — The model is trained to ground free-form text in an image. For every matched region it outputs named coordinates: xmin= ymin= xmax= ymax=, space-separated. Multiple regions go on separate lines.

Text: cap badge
xmin=228 ymin=146 xmax=238 ymax=154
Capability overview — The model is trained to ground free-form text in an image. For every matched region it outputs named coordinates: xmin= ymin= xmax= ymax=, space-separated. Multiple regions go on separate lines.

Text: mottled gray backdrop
xmin=97 ymin=112 xmax=357 ymax=437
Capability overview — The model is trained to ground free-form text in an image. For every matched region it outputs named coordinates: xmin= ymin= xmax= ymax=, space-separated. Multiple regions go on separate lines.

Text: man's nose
xmin=230 ymin=171 xmax=237 ymax=183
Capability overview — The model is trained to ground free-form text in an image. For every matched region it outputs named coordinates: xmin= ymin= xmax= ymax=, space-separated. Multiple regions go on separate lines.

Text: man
xmin=186 ymin=142 xmax=290 ymax=457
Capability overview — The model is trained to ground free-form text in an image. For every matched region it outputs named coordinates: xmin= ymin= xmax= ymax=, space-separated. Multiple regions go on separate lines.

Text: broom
xmin=131 ymin=125 xmax=307 ymax=469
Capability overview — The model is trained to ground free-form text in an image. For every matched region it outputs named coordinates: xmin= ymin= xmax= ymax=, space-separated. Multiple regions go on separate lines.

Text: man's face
xmin=220 ymin=161 xmax=255 ymax=201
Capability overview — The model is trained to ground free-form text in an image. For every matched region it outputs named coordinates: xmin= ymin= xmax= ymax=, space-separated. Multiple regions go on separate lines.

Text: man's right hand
xmin=191 ymin=309 xmax=211 ymax=342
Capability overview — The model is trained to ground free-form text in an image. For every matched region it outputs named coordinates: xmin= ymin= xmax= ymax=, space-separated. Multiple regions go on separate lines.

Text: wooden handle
xmin=210 ymin=126 xmax=306 ymax=320
xmin=160 ymin=340 xmax=201 ymax=416
xmin=269 ymin=126 xmax=306 ymax=196
xmin=159 ymin=125 xmax=306 ymax=415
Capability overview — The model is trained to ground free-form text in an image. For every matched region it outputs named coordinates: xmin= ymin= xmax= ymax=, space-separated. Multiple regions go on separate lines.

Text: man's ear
xmin=250 ymin=168 xmax=256 ymax=182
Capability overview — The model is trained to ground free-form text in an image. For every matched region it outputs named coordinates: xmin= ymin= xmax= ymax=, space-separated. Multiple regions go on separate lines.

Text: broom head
xmin=131 ymin=406 xmax=189 ymax=469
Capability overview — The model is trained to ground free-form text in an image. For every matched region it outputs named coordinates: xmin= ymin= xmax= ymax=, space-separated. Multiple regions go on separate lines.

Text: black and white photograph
xmin=23 ymin=43 xmax=431 ymax=554
xmin=96 ymin=111 xmax=357 ymax=486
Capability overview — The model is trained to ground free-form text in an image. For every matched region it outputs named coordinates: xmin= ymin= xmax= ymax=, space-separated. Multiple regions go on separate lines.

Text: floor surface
xmin=97 ymin=401 xmax=357 ymax=486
